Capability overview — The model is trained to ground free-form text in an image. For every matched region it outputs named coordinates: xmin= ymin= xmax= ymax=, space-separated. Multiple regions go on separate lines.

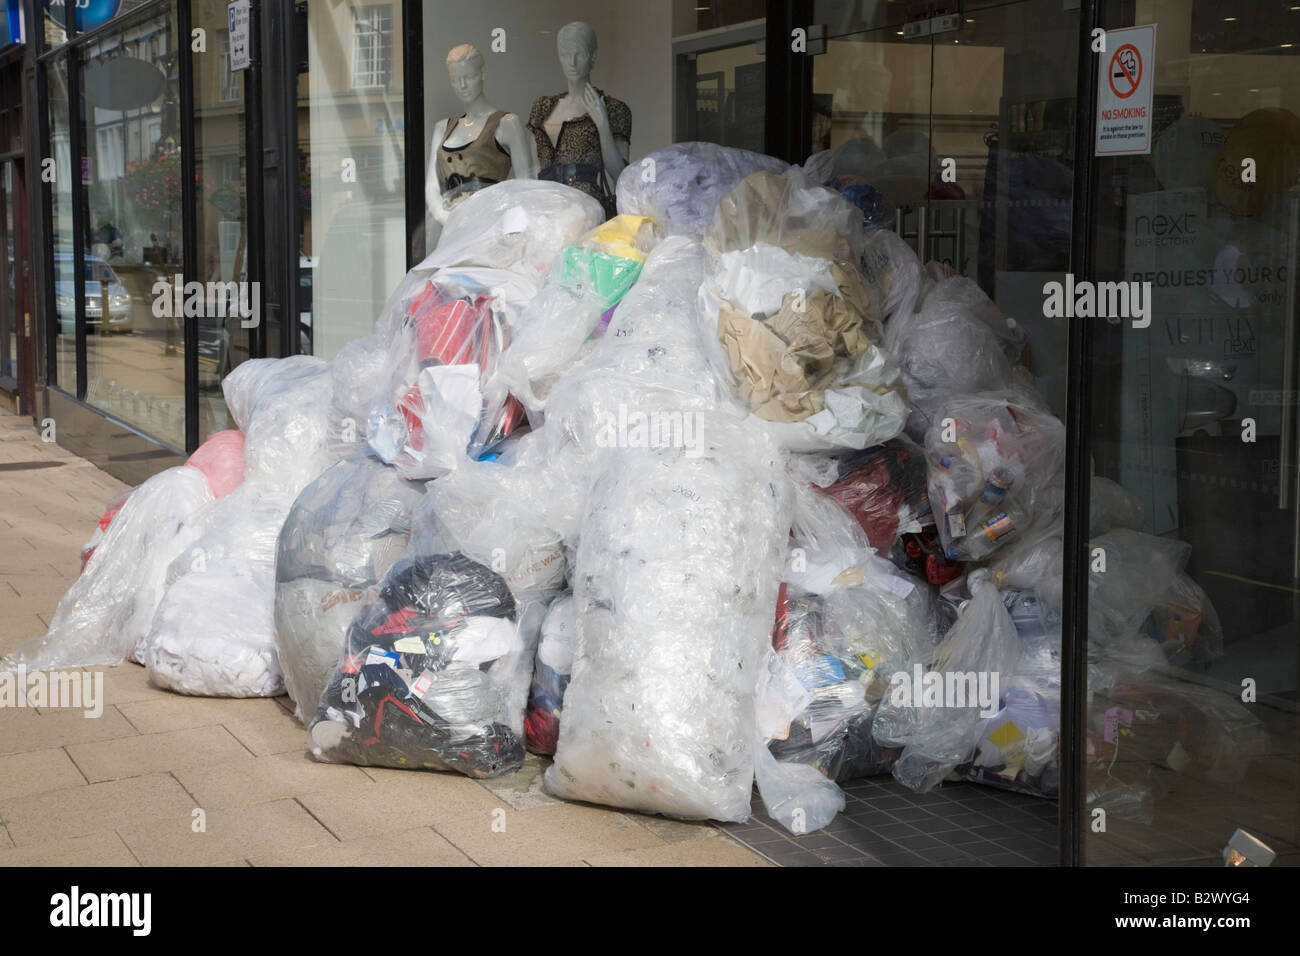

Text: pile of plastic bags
xmin=4 ymin=142 xmax=1263 ymax=840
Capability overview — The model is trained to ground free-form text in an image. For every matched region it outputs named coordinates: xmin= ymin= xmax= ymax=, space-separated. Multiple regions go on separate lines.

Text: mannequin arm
xmin=426 ymin=118 xmax=450 ymax=224
xmin=498 ymin=113 xmax=537 ymax=180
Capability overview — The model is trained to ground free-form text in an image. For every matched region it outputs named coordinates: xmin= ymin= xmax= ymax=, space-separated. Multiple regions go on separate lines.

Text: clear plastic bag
xmin=417 ymin=179 xmax=605 ymax=283
xmin=817 ymin=438 xmax=931 ymax=552
xmin=883 ymin=276 xmax=1027 ymax=428
xmin=307 ymin=435 xmax=570 ymax=776
xmin=1089 ymin=476 xmax=1145 ymax=536
xmin=1145 ymin=572 xmax=1225 ymax=664
xmin=366 ymin=270 xmax=532 ymax=478
xmin=542 ymin=236 xmax=731 ymax=470
xmin=2 ymin=466 xmax=214 ymax=671
xmin=1088 ymin=529 xmax=1191 ymax=645
xmin=145 ymin=558 xmax=282 ymax=698
xmin=706 ymin=168 xmax=869 ymax=264
xmin=525 ymin=592 xmax=576 ymax=756
xmin=274 ymin=456 xmax=425 ymax=721
xmin=308 ymin=552 xmax=538 ymax=778
xmin=230 ymin=356 xmax=337 ymax=500
xmin=873 ymin=572 xmax=1022 ymax=792
xmin=615 ymin=142 xmax=789 ymax=238
xmin=861 ymin=229 xmax=924 ymax=323
xmin=924 ymin=392 xmax=1067 ymax=563
xmin=544 ymin=419 xmax=793 ymax=822
xmin=495 ymin=216 xmax=657 ymax=413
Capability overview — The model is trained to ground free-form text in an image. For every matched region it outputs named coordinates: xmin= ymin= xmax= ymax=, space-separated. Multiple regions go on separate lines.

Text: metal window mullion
xmin=32 ymin=44 xmax=56 ymax=392
xmin=178 ymin=0 xmax=198 ymax=452
xmin=1060 ymin=0 xmax=1102 ymax=869
xmin=68 ymin=44 xmax=85 ymax=399
xmin=403 ymin=0 xmax=422 ymax=270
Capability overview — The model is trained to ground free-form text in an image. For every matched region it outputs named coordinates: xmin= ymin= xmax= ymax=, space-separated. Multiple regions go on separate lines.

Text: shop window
xmin=217 ymin=30 xmax=242 ymax=104
xmin=351 ymin=5 xmax=393 ymax=90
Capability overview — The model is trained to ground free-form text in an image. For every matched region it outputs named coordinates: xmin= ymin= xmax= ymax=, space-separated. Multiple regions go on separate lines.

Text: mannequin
xmin=527 ymin=21 xmax=630 ymax=217
xmin=426 ymin=44 xmax=535 ymax=224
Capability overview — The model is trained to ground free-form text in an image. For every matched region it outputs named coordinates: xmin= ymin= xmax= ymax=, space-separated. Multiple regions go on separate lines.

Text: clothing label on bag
xmin=392 ymin=636 xmax=426 ymax=655
xmin=411 ymin=670 xmax=435 ymax=698
xmin=366 ymin=648 xmax=402 ymax=669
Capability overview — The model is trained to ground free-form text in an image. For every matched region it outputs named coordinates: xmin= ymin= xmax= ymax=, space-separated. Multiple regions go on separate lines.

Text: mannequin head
xmin=446 ymin=44 xmax=485 ymax=104
xmin=556 ymin=21 xmax=597 ymax=84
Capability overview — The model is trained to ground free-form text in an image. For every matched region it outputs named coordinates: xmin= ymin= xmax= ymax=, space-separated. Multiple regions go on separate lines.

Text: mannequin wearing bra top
xmin=426 ymin=44 xmax=536 ymax=224
xmin=528 ymin=21 xmax=630 ymax=216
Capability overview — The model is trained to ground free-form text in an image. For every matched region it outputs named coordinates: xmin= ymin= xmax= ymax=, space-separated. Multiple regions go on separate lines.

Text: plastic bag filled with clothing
xmin=274 ymin=455 xmax=426 ymax=722
xmin=923 ymin=390 xmax=1066 ymax=563
xmin=754 ymin=488 xmax=939 ymax=832
xmin=524 ymin=592 xmax=576 ymax=756
xmin=495 ymin=215 xmax=657 ymax=414
xmin=308 ymin=438 xmax=568 ymax=777
xmin=883 ymin=275 xmax=1029 ymax=433
xmin=873 ymin=571 xmax=1023 ymax=792
xmin=365 ymin=268 xmax=539 ymax=478
xmin=960 ymin=589 xmax=1061 ymax=798
xmin=544 ymin=417 xmax=792 ymax=822
xmin=615 ymin=142 xmax=789 ymax=238
xmin=697 ymin=168 xmax=908 ymax=452
xmin=142 ymin=483 xmax=292 ymax=694
xmin=418 ymin=179 xmax=604 ymax=284
xmin=543 ymin=235 xmax=730 ymax=468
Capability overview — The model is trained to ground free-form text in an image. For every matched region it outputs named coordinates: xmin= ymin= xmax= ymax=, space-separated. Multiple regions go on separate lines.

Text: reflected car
xmin=54 ymin=253 xmax=133 ymax=334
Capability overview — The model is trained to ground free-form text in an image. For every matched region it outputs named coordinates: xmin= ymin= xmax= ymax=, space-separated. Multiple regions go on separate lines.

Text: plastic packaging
xmin=1089 ymin=476 xmax=1144 ymax=536
xmin=1088 ymin=529 xmax=1191 ymax=645
xmin=307 ymin=437 xmax=569 ymax=776
xmin=228 ymin=355 xmax=337 ymax=500
xmin=79 ymin=488 xmax=133 ymax=571
xmin=924 ymin=392 xmax=1067 ymax=562
xmin=308 ymin=551 xmax=536 ymax=778
xmin=817 ymin=438 xmax=931 ymax=552
xmin=145 ymin=559 xmax=282 ymax=697
xmin=366 ymin=269 xmax=533 ymax=479
xmin=883 ymin=276 xmax=1027 ymax=428
xmin=2 ymin=466 xmax=215 ymax=671
xmin=495 ymin=215 xmax=657 ymax=412
xmin=543 ymin=236 xmax=731 ymax=470
xmin=184 ymin=429 xmax=246 ymax=499
xmin=525 ymin=592 xmax=576 ymax=755
xmin=274 ymin=456 xmax=426 ymax=721
xmin=615 ymin=142 xmax=789 ymax=238
xmin=417 ymin=179 xmax=605 ymax=283
xmin=873 ymin=572 xmax=1022 ymax=792
xmin=544 ymin=420 xmax=792 ymax=822
xmin=1145 ymin=572 xmax=1224 ymax=664
xmin=861 ymin=228 xmax=925 ymax=323
xmin=706 ymin=168 xmax=868 ymax=264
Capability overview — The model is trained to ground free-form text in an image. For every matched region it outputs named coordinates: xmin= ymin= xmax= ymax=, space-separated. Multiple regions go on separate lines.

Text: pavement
xmin=0 ymin=409 xmax=767 ymax=866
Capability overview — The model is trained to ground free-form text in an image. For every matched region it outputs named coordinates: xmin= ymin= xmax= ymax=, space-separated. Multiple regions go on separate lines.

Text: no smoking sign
xmin=1109 ymin=44 xmax=1142 ymax=99
xmin=1096 ymin=25 xmax=1157 ymax=156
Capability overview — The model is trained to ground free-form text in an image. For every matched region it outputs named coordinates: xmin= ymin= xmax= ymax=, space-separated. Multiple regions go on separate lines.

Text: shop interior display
xmin=426 ymin=44 xmax=536 ymax=224
xmin=528 ymin=21 xmax=630 ymax=218
xmin=4 ymin=120 xmax=1262 ymax=840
